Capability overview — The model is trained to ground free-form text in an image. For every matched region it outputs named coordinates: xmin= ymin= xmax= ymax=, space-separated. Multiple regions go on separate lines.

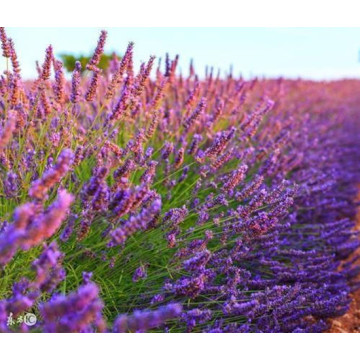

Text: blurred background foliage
xmin=59 ymin=53 xmax=121 ymax=73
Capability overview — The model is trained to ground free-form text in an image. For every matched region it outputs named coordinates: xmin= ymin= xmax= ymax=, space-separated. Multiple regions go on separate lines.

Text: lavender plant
xmin=0 ymin=28 xmax=359 ymax=332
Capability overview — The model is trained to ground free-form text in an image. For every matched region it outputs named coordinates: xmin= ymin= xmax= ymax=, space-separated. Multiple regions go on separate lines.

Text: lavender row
xmin=0 ymin=28 xmax=359 ymax=332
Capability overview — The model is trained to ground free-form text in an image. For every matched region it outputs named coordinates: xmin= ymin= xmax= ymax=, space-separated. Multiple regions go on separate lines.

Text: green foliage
xmin=59 ymin=53 xmax=120 ymax=73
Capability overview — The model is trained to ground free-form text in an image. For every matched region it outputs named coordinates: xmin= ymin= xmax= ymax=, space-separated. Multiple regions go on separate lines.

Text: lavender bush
xmin=0 ymin=28 xmax=359 ymax=332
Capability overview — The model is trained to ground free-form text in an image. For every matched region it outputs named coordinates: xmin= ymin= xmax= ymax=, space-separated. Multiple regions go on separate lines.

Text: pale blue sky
xmin=2 ymin=28 xmax=360 ymax=80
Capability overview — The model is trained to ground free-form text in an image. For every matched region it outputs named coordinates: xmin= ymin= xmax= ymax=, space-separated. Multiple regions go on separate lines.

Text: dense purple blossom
xmin=40 ymin=283 xmax=105 ymax=332
xmin=113 ymin=303 xmax=182 ymax=332
xmin=0 ymin=29 xmax=359 ymax=333
xmin=29 ymin=149 xmax=74 ymax=201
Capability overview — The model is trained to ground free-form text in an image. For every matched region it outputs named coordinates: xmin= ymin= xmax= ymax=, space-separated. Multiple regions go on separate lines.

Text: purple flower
xmin=0 ymin=203 xmax=36 ymax=265
xmin=40 ymin=283 xmax=105 ymax=333
xmin=86 ymin=30 xmax=107 ymax=72
xmin=32 ymin=242 xmax=65 ymax=293
xmin=0 ymin=27 xmax=11 ymax=58
xmin=41 ymin=45 xmax=53 ymax=81
xmin=0 ymin=110 xmax=16 ymax=149
xmin=106 ymin=42 xmax=134 ymax=99
xmin=20 ymin=190 xmax=73 ymax=250
xmin=113 ymin=303 xmax=182 ymax=333
xmin=29 ymin=149 xmax=74 ymax=201
xmin=110 ymin=198 xmax=161 ymax=246
xmin=70 ymin=61 xmax=82 ymax=103
xmin=183 ymin=98 xmax=206 ymax=132
xmin=133 ymin=265 xmax=147 ymax=282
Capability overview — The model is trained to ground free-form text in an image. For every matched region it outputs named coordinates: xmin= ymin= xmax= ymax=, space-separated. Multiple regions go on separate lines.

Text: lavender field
xmin=0 ymin=27 xmax=360 ymax=333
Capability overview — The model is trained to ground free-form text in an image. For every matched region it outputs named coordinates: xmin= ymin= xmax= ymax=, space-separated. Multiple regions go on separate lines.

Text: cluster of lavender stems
xmin=0 ymin=27 xmax=360 ymax=333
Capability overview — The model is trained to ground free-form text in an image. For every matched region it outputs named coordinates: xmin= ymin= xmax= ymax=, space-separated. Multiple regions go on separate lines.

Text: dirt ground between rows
xmin=328 ymin=289 xmax=360 ymax=332
xmin=328 ymin=190 xmax=360 ymax=333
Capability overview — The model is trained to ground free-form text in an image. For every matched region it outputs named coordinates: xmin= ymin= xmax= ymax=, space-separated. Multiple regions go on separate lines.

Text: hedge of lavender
xmin=0 ymin=28 xmax=360 ymax=333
